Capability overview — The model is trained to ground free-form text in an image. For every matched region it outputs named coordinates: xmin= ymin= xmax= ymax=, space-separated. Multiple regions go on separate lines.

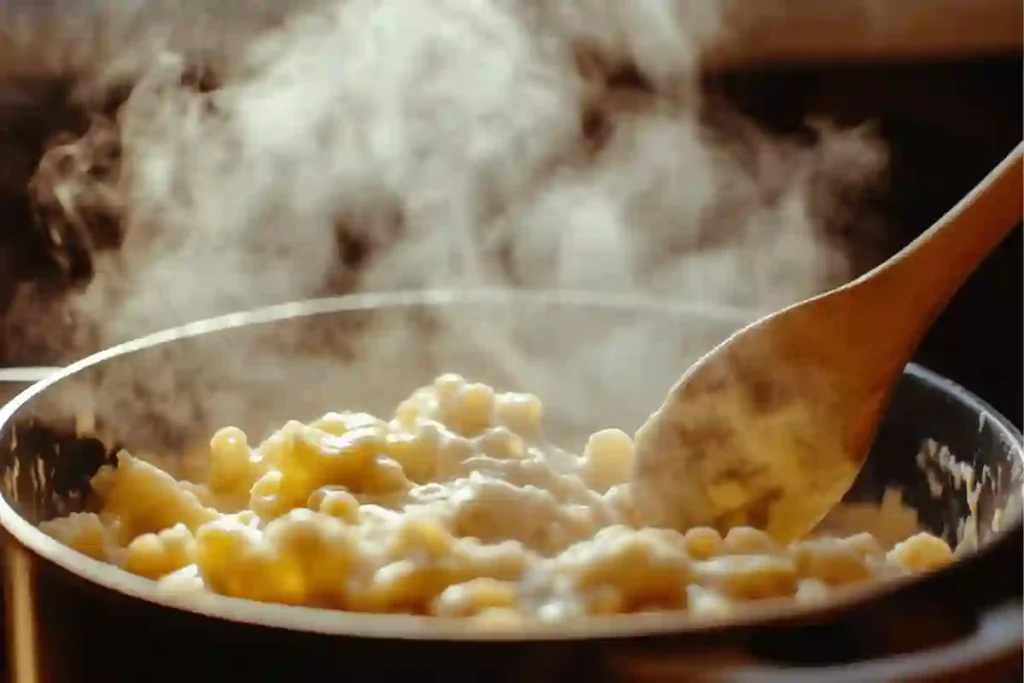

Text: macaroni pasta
xmin=42 ymin=374 xmax=954 ymax=624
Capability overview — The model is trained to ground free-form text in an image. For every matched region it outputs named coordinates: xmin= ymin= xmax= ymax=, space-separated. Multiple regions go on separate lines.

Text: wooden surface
xmin=708 ymin=0 xmax=1023 ymax=70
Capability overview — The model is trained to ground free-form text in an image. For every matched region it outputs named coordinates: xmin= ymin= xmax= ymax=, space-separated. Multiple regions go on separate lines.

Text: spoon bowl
xmin=632 ymin=142 xmax=1024 ymax=541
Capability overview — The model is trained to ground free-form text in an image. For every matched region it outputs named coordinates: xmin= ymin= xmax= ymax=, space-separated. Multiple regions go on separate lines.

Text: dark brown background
xmin=0 ymin=55 xmax=1021 ymax=426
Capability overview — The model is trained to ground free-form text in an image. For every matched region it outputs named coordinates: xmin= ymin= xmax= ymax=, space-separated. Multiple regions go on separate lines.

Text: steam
xmin=2 ymin=0 xmax=887 ymax=448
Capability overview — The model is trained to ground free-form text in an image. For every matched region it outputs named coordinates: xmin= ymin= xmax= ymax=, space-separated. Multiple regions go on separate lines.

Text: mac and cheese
xmin=42 ymin=374 xmax=954 ymax=624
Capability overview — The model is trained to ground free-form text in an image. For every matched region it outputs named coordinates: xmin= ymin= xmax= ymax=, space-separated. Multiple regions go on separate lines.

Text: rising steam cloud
xmin=1 ymin=0 xmax=887 ymax=444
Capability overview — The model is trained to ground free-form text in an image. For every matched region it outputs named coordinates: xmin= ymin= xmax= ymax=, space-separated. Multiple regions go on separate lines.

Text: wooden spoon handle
xmin=854 ymin=142 xmax=1022 ymax=327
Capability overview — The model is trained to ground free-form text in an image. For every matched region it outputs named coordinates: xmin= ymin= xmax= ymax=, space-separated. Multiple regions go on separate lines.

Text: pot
xmin=0 ymin=290 xmax=1020 ymax=683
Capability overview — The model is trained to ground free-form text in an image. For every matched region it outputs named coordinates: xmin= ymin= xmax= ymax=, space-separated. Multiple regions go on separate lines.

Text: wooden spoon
xmin=632 ymin=142 xmax=1023 ymax=542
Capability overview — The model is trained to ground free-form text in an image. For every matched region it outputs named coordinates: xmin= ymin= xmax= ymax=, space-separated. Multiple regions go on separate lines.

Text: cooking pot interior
xmin=0 ymin=293 xmax=1020 ymax=554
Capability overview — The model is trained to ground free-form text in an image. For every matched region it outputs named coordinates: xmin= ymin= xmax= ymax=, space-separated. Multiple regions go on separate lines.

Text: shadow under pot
xmin=0 ymin=292 xmax=1020 ymax=683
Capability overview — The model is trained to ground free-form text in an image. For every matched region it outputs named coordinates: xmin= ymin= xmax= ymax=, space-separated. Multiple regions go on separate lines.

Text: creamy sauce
xmin=39 ymin=375 xmax=958 ymax=624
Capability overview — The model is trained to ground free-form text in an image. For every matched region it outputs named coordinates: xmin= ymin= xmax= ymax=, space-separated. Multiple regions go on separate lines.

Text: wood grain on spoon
xmin=632 ymin=142 xmax=1023 ymax=542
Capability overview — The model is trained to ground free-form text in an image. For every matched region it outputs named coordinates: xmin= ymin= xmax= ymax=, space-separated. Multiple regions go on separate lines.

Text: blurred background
xmin=0 ymin=1 xmax=1020 ymax=426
